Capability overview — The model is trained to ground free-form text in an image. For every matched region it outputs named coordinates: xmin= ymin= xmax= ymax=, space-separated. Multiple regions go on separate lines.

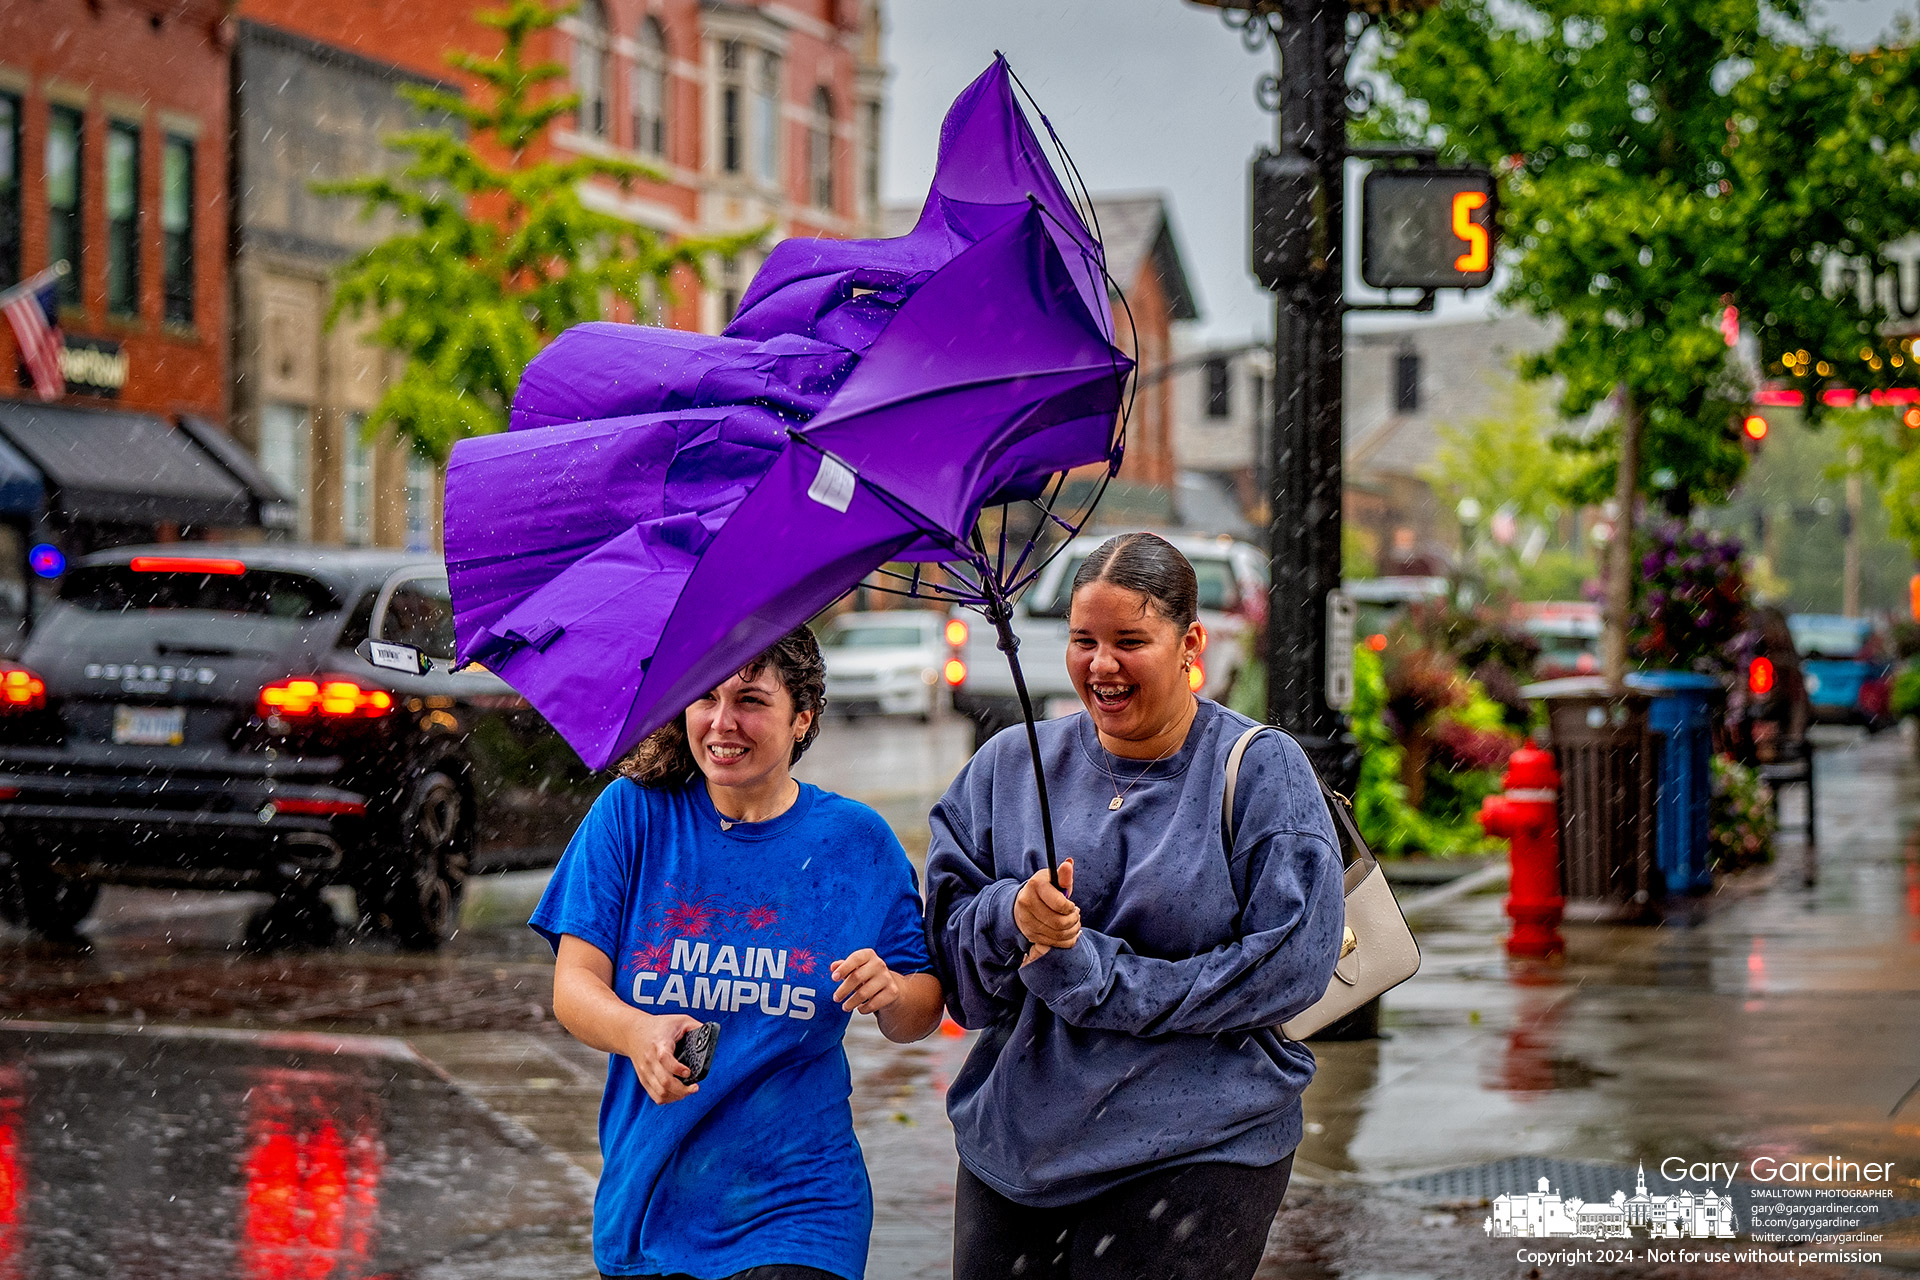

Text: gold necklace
xmin=1097 ymin=736 xmax=1179 ymax=811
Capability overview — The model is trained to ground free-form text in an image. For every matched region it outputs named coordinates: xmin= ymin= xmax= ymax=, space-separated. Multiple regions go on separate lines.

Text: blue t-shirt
xmin=530 ymin=777 xmax=932 ymax=1280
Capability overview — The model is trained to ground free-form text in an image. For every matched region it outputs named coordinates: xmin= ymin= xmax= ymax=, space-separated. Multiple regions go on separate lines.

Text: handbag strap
xmin=1221 ymin=725 xmax=1378 ymax=889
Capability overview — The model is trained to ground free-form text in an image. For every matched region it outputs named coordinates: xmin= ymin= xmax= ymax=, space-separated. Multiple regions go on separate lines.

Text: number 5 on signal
xmin=1452 ymin=191 xmax=1490 ymax=273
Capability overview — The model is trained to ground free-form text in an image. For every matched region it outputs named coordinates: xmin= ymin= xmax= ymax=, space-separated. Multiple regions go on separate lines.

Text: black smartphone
xmin=674 ymin=1021 xmax=722 ymax=1085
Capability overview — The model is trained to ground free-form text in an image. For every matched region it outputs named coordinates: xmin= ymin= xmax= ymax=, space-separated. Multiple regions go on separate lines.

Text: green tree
xmin=1422 ymin=381 xmax=1595 ymax=599
xmin=321 ymin=0 xmax=754 ymax=463
xmin=1369 ymin=1 xmax=1920 ymax=509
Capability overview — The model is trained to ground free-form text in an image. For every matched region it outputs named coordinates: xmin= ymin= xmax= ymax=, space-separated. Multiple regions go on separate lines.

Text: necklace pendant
xmin=1108 ymin=796 xmax=1124 ymax=811
xmin=719 ymin=818 xmax=734 ymax=831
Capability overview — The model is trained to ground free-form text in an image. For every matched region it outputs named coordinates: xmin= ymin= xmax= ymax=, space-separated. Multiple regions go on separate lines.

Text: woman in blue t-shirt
xmin=531 ymin=625 xmax=945 ymax=1280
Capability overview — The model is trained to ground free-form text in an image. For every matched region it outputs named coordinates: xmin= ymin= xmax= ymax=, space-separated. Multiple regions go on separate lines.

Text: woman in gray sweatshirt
xmin=925 ymin=532 xmax=1346 ymax=1280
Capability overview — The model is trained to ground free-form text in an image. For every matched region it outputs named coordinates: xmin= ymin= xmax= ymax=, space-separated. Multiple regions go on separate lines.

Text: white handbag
xmin=1221 ymin=726 xmax=1421 ymax=1040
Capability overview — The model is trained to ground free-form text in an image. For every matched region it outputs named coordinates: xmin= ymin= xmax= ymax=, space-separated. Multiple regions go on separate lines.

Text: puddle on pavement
xmin=0 ymin=1023 xmax=590 ymax=1279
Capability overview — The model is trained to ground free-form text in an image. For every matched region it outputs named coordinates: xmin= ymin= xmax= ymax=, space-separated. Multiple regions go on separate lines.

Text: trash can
xmin=1523 ymin=677 xmax=1659 ymax=917
xmin=1625 ymin=671 xmax=1723 ymax=895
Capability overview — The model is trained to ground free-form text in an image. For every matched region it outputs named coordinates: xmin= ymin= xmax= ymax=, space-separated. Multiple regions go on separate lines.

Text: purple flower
xmin=1643 ymin=553 xmax=1663 ymax=575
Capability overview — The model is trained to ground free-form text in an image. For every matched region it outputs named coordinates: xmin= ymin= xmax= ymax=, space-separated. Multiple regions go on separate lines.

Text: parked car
xmin=947 ymin=532 xmax=1266 ymax=750
xmin=1787 ymin=613 xmax=1894 ymax=729
xmin=1515 ymin=600 xmax=1602 ymax=678
xmin=0 ymin=546 xmax=600 ymax=946
xmin=819 ymin=610 xmax=946 ymax=720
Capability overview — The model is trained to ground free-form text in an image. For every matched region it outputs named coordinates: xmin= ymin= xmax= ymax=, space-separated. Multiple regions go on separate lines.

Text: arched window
xmin=632 ymin=17 xmax=668 ymax=159
xmin=572 ymin=0 xmax=611 ymax=139
xmin=808 ymin=86 xmax=835 ymax=211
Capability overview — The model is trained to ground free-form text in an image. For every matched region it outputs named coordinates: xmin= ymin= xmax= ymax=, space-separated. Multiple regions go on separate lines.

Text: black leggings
xmin=953 ymin=1155 xmax=1295 ymax=1280
xmin=604 ymin=1268 xmax=840 ymax=1280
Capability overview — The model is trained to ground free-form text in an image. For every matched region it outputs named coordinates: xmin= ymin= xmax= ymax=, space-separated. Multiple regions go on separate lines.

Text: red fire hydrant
xmin=1478 ymin=741 xmax=1564 ymax=958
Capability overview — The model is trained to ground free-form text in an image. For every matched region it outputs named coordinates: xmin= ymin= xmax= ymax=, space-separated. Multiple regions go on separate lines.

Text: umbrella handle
xmin=988 ymin=600 xmax=1062 ymax=891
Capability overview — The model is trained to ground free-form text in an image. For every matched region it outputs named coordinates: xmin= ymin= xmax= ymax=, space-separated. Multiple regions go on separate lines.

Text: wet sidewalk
xmin=1259 ymin=724 xmax=1920 ymax=1277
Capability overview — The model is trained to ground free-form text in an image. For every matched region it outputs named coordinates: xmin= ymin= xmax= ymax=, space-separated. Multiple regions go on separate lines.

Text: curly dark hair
xmin=620 ymin=625 xmax=827 ymax=788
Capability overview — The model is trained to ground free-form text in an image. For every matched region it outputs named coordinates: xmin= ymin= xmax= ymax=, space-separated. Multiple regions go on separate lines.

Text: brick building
xmin=0 ymin=1 xmax=290 ymax=637
xmin=232 ymin=0 xmax=888 ymax=547
xmin=0 ymin=0 xmax=229 ymax=420
xmin=1089 ymin=193 xmax=1198 ymax=522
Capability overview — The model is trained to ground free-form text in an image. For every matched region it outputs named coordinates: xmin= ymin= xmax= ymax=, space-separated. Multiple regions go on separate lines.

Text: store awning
xmin=0 ymin=433 xmax=44 ymax=517
xmin=0 ymin=401 xmax=254 ymax=528
xmin=178 ymin=415 xmax=297 ymax=531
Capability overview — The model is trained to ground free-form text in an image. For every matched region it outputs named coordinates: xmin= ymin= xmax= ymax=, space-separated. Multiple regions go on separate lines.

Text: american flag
xmin=1 ymin=264 xmax=65 ymax=401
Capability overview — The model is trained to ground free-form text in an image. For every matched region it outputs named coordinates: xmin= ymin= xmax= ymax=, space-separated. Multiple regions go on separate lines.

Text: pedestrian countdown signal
xmin=1360 ymin=169 xmax=1498 ymax=291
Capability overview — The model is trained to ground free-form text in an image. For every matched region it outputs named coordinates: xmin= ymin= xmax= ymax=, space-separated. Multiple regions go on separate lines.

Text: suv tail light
xmin=1187 ymin=660 xmax=1205 ymax=692
xmin=943 ymin=658 xmax=967 ymax=686
xmin=259 ymin=677 xmax=394 ymax=720
xmin=0 ymin=664 xmax=46 ymax=712
xmin=1748 ymin=656 xmax=1775 ymax=696
xmin=130 ymin=556 xmax=246 ymax=575
xmin=945 ymin=618 xmax=969 ymax=648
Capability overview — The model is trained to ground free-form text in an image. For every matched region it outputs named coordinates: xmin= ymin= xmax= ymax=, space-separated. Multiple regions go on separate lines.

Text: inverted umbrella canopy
xmin=445 ymin=57 xmax=1133 ymax=788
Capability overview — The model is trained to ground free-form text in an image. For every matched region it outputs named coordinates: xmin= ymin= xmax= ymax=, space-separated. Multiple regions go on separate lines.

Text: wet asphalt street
xmin=1 ymin=713 xmax=1918 ymax=1278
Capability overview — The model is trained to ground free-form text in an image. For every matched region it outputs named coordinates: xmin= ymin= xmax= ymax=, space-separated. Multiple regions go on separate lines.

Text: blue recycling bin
xmin=1625 ymin=671 xmax=1722 ymax=895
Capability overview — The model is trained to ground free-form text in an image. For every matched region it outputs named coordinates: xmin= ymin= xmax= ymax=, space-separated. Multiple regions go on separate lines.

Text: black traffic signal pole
xmin=1272 ymin=1 xmax=1348 ymax=788
xmin=1232 ymin=1 xmax=1444 ymax=793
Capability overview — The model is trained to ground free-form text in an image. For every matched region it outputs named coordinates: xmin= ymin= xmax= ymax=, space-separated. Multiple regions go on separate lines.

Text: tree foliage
xmin=321 ymin=0 xmax=756 ymax=463
xmin=1366 ymin=1 xmax=1920 ymax=508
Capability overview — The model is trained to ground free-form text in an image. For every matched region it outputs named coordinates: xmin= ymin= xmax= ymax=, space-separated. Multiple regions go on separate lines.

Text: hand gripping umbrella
xmin=445 ymin=57 xmax=1136 ymax=885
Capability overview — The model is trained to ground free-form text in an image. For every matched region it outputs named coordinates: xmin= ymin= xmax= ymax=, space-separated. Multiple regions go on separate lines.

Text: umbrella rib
xmin=868 ymin=564 xmax=982 ymax=602
xmin=1001 ymin=474 xmax=1069 ymax=586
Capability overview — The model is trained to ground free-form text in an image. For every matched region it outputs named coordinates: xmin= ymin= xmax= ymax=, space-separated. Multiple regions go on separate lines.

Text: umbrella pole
xmin=986 ymin=594 xmax=1061 ymax=889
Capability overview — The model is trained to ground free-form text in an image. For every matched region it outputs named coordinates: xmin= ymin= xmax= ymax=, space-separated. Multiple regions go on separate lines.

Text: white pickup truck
xmin=945 ymin=532 xmax=1269 ymax=750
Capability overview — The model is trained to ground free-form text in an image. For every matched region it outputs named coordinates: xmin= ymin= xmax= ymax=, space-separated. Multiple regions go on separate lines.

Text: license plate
xmin=113 ymin=706 xmax=185 ymax=746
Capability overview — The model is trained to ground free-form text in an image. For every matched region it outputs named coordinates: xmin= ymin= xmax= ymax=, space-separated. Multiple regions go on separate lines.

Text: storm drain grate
xmin=1394 ymin=1157 xmax=1920 ymax=1227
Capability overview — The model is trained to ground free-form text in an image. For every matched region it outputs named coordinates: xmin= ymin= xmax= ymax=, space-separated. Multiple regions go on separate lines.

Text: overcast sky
xmin=880 ymin=0 xmax=1914 ymax=346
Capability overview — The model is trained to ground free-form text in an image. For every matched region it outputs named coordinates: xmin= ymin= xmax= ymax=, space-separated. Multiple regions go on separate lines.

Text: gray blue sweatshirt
xmin=924 ymin=698 xmax=1345 ymax=1207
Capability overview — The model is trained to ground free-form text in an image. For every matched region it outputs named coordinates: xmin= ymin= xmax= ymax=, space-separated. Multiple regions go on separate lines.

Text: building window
xmin=808 ymin=87 xmax=835 ymax=211
xmin=161 ymin=135 xmax=194 ymax=326
xmin=0 ymin=92 xmax=19 ymax=289
xmin=573 ymin=0 xmax=611 ymax=139
xmin=341 ymin=413 xmax=373 ymax=546
xmin=1250 ymin=372 xmax=1266 ymax=425
xmin=1394 ymin=350 xmax=1421 ymax=413
xmin=106 ymin=121 xmax=140 ymax=319
xmin=45 ymin=106 xmax=82 ymax=310
xmin=405 ymin=454 xmax=437 ymax=551
xmin=632 ymin=18 xmax=668 ymax=159
xmin=717 ymin=256 xmax=741 ymax=330
xmin=719 ymin=41 xmax=742 ymax=174
xmin=1204 ymin=357 xmax=1231 ymax=419
xmin=860 ymin=100 xmax=881 ymax=221
xmin=754 ymin=52 xmax=781 ymax=186
xmin=258 ymin=403 xmax=311 ymax=539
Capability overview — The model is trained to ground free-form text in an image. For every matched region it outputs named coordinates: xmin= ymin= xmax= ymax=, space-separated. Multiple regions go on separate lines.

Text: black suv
xmin=0 ymin=546 xmax=600 ymax=947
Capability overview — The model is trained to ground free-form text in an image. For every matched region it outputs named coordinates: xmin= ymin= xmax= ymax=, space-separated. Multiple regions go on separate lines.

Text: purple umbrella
xmin=444 ymin=57 xmax=1135 ymax=881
